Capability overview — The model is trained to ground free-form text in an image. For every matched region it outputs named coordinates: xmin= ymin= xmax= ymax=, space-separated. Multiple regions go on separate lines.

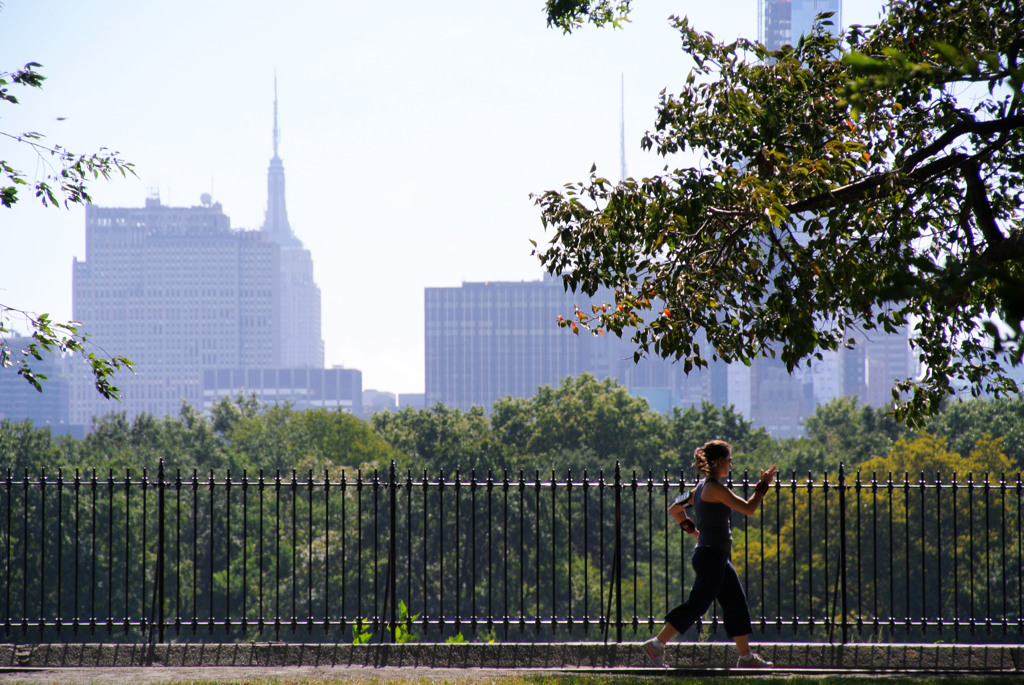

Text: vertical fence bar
xmin=584 ymin=470 xmax=592 ymax=633
xmin=157 ymin=459 xmax=166 ymax=644
xmin=258 ymin=469 xmax=265 ymax=633
xmin=472 ymin=468 xmax=478 ymax=634
xmin=598 ymin=470 xmax=605 ymax=638
xmin=807 ymin=473 xmax=814 ymax=632
xmin=969 ymin=473 xmax=976 ymax=634
xmin=307 ymin=470 xmax=314 ymax=635
xmin=614 ymin=462 xmax=622 ymax=643
xmin=90 ymin=470 xmax=97 ymax=636
xmin=3 ymin=470 xmax=9 ymax=636
xmin=142 ymin=468 xmax=148 ymax=637
xmin=919 ymin=471 xmax=926 ymax=633
xmin=838 ymin=463 xmax=848 ymax=644
xmin=455 ymin=469 xmax=462 ymax=637
xmin=57 ymin=469 xmax=63 ymax=636
xmin=388 ymin=461 xmax=397 ymax=643
xmin=985 ymin=473 xmax=992 ymax=633
xmin=953 ymin=472 xmax=960 ymax=638
xmin=854 ymin=471 xmax=862 ymax=637
xmin=936 ymin=472 xmax=942 ymax=635
xmin=486 ymin=469 xmax=493 ymax=634
xmin=324 ymin=468 xmax=330 ymax=634
xmin=502 ymin=469 xmax=510 ymax=639
xmin=206 ymin=470 xmax=214 ymax=632
xmin=999 ymin=472 xmax=1006 ymax=634
xmin=241 ymin=470 xmax=248 ymax=634
xmin=629 ymin=469 xmax=637 ymax=633
xmin=438 ymin=470 xmax=445 ymax=632
xmin=73 ymin=470 xmax=80 ymax=634
xmin=567 ymin=470 xmax=573 ymax=632
xmin=551 ymin=470 xmax=557 ymax=633
xmin=1018 ymin=473 xmax=1023 ymax=637
xmin=39 ymin=470 xmax=45 ymax=637
xmin=174 ymin=469 xmax=181 ymax=638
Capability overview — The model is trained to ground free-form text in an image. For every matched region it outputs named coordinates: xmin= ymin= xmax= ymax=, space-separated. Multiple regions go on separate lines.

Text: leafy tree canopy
xmin=857 ymin=431 xmax=1014 ymax=481
xmin=534 ymin=0 xmax=1024 ymax=426
xmin=371 ymin=403 xmax=497 ymax=474
xmin=664 ymin=400 xmax=774 ymax=474
xmin=217 ymin=399 xmax=404 ymax=474
xmin=490 ymin=373 xmax=670 ymax=473
xmin=800 ymin=396 xmax=908 ymax=470
xmin=923 ymin=395 xmax=1024 ymax=469
xmin=1 ymin=57 xmax=134 ymax=400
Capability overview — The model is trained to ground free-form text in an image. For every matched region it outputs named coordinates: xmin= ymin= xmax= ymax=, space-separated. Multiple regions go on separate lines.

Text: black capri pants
xmin=664 ymin=546 xmax=753 ymax=638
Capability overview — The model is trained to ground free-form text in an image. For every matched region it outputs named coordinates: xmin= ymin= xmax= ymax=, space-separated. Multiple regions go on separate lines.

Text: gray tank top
xmin=693 ymin=478 xmax=732 ymax=553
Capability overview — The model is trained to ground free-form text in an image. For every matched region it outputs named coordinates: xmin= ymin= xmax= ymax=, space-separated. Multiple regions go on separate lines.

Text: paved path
xmin=0 ymin=665 xmax=536 ymax=684
xmin=0 ymin=642 xmax=1019 ymax=682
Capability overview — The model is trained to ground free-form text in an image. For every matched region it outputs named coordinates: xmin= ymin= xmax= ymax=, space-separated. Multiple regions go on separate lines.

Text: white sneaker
xmin=736 ymin=651 xmax=773 ymax=668
xmin=641 ymin=636 xmax=667 ymax=667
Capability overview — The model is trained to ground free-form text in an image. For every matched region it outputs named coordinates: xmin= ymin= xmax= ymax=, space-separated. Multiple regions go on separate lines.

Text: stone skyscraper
xmin=262 ymin=83 xmax=324 ymax=369
xmin=70 ymin=196 xmax=281 ymax=424
xmin=69 ymin=89 xmax=328 ymax=426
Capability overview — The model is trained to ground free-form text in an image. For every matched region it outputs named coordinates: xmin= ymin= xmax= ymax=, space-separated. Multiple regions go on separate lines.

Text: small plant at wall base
xmin=395 ymin=601 xmax=420 ymax=644
xmin=352 ymin=618 xmax=372 ymax=645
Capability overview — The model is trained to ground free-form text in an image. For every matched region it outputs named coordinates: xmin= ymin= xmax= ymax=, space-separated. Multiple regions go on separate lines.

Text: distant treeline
xmin=2 ymin=373 xmax=1022 ymax=479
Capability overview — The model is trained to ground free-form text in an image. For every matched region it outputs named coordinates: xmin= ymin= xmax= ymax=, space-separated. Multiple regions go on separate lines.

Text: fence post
xmin=838 ymin=462 xmax=848 ymax=644
xmin=388 ymin=460 xmax=397 ymax=643
xmin=157 ymin=458 xmax=166 ymax=644
xmin=614 ymin=461 xmax=622 ymax=643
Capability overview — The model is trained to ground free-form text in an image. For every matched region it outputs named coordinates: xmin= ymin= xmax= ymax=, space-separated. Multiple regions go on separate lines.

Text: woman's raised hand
xmin=760 ymin=463 xmax=778 ymax=485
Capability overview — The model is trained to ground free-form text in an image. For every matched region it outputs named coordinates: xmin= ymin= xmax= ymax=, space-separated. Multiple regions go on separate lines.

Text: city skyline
xmin=1 ymin=0 xmax=888 ymax=397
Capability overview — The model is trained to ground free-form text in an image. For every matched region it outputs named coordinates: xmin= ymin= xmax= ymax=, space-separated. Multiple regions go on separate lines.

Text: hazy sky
xmin=1 ymin=1 xmax=886 ymax=396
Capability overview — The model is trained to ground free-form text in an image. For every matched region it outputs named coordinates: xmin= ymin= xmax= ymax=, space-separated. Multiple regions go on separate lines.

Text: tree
xmin=923 ymin=395 xmax=1024 ymax=469
xmin=801 ymin=396 xmax=908 ymax=470
xmin=372 ymin=403 xmax=499 ymax=473
xmin=1 ymin=59 xmax=134 ymax=399
xmin=489 ymin=373 xmax=669 ymax=472
xmin=223 ymin=402 xmax=403 ymax=473
xmin=535 ymin=0 xmax=1024 ymax=426
xmin=663 ymin=400 xmax=774 ymax=474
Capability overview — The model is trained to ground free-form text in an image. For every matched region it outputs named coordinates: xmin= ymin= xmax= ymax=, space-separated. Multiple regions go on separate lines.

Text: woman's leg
xmin=643 ymin=549 xmax=726 ymax=666
xmin=715 ymin=560 xmax=771 ymax=666
xmin=656 ymin=623 xmax=679 ymax=642
xmin=715 ymin=558 xmax=753 ymax=641
xmin=658 ymin=548 xmax=726 ymax=640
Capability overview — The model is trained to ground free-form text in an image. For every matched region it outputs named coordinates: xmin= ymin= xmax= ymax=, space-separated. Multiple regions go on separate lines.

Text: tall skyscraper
xmin=760 ymin=0 xmax=842 ymax=51
xmin=69 ymin=90 xmax=332 ymax=426
xmin=262 ymin=81 xmax=324 ymax=369
xmin=71 ymin=195 xmax=281 ymax=423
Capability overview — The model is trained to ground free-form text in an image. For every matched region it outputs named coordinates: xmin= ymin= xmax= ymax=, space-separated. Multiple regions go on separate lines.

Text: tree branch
xmin=961 ymin=157 xmax=1003 ymax=246
xmin=900 ymin=114 xmax=1024 ymax=174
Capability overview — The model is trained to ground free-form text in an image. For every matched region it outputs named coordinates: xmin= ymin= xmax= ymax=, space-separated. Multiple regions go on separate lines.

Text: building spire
xmin=262 ymin=75 xmax=298 ymax=246
xmin=273 ymin=72 xmax=280 ymax=159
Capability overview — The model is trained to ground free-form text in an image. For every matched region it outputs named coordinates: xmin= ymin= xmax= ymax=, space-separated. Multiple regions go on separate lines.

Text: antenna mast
xmin=273 ymin=72 xmax=280 ymax=158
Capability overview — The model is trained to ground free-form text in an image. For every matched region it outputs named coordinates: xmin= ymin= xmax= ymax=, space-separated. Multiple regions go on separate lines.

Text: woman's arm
xmin=702 ymin=465 xmax=778 ymax=516
xmin=668 ymin=488 xmax=699 ymax=539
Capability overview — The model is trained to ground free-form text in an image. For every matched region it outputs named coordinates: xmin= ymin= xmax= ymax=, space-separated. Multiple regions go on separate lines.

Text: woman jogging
xmin=642 ymin=439 xmax=777 ymax=669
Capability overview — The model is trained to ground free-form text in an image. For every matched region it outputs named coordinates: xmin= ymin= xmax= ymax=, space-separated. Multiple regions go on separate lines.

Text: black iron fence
xmin=1 ymin=461 xmax=1021 ymax=644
